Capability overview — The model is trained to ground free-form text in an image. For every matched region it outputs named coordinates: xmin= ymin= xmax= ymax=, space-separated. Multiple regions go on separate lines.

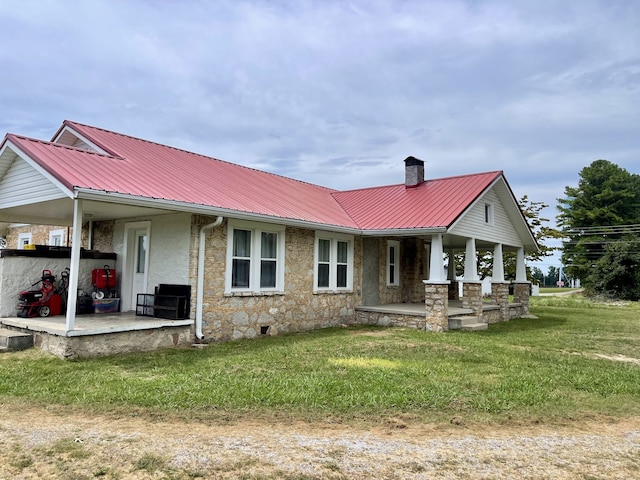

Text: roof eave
xmin=74 ymin=188 xmax=363 ymax=234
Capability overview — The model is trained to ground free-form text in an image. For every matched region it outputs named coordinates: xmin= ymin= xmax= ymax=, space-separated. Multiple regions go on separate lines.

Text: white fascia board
xmin=75 ymin=188 xmax=450 ymax=237
xmin=4 ymin=141 xmax=74 ymax=199
xmin=73 ymin=188 xmax=363 ymax=234
xmin=52 ymin=126 xmax=109 ymax=155
xmin=360 ymin=227 xmax=447 ymax=236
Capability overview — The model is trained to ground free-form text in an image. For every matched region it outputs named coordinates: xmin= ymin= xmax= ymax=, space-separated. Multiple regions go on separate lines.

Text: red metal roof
xmin=332 ymin=171 xmax=502 ymax=230
xmin=3 ymin=121 xmax=503 ymax=232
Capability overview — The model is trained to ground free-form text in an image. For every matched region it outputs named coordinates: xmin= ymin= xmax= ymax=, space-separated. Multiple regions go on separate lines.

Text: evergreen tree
xmin=557 ymin=159 xmax=640 ymax=297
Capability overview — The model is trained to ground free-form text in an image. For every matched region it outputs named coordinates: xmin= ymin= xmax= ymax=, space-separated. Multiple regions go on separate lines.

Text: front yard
xmin=1 ymin=295 xmax=639 ymax=424
xmin=1 ymin=295 xmax=639 ymax=479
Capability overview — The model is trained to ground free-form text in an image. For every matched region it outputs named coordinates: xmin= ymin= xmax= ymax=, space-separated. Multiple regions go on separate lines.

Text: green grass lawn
xmin=1 ymin=295 xmax=639 ymax=426
xmin=538 ymin=287 xmax=582 ymax=294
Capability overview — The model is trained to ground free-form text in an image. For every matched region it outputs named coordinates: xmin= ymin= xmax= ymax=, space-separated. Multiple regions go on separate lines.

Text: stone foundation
xmin=354 ymin=310 xmax=425 ymax=329
xmin=32 ymin=325 xmax=192 ymax=359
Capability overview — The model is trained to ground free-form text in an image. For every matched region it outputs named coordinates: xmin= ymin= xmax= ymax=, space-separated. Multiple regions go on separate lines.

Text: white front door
xmin=123 ymin=222 xmax=151 ymax=311
xmin=132 ymin=230 xmax=148 ymax=302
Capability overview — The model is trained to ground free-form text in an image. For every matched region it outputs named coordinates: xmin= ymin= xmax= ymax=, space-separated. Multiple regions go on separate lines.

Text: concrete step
xmin=459 ymin=322 xmax=488 ymax=331
xmin=0 ymin=328 xmax=34 ymax=352
xmin=449 ymin=316 xmax=488 ymax=331
xmin=449 ymin=315 xmax=480 ymax=329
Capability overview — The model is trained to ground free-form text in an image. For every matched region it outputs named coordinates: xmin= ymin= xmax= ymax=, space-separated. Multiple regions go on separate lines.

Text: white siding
xmin=0 ymin=156 xmax=66 ymax=208
xmin=450 ymin=188 xmax=523 ymax=247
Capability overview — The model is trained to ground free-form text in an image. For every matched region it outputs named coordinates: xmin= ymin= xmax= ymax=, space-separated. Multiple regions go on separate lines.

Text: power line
xmin=565 ymin=223 xmax=640 ymax=235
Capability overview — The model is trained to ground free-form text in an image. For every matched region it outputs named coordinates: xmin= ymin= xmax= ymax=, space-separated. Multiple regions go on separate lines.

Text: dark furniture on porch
xmin=136 ymin=284 xmax=191 ymax=320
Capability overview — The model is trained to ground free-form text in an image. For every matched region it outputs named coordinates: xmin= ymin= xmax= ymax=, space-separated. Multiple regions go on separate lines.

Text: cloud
xmin=0 ymin=0 xmax=639 ymax=222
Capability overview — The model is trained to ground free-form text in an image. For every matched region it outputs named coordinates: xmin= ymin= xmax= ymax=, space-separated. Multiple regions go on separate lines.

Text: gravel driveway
xmin=1 ymin=407 xmax=639 ymax=479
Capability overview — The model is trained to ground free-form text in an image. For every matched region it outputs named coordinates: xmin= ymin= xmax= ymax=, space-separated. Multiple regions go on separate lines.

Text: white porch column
xmin=428 ymin=233 xmax=445 ymax=282
xmin=464 ymin=237 xmax=478 ymax=282
xmin=65 ymin=198 xmax=83 ymax=333
xmin=515 ymin=247 xmax=527 ymax=282
xmin=493 ymin=243 xmax=505 ymax=282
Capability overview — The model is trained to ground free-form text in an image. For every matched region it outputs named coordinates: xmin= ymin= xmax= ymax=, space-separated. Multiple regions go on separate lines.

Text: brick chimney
xmin=404 ymin=156 xmax=424 ymax=188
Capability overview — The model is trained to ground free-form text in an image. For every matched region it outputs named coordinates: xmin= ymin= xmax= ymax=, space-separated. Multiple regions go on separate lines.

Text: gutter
xmin=195 ymin=216 xmax=223 ymax=340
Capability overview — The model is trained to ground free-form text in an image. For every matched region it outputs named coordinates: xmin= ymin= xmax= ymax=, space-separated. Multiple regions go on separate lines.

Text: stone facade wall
xmin=190 ymin=216 xmax=363 ymax=343
xmin=4 ymin=222 xmax=104 ymax=250
xmin=91 ymin=221 xmax=115 ymax=252
xmin=5 ymin=224 xmax=70 ymax=248
xmin=377 ymin=238 xmax=401 ymax=305
xmin=375 ymin=237 xmax=427 ymax=306
xmin=400 ymin=237 xmax=428 ymax=303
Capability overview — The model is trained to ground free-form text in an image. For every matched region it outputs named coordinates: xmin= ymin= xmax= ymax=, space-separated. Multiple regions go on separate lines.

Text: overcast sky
xmin=1 ymin=0 xmax=638 ymax=268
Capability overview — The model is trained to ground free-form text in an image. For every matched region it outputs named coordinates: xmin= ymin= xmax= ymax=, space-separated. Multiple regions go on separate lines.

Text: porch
xmin=0 ymin=313 xmax=193 ymax=359
xmin=355 ymin=297 xmax=530 ymax=332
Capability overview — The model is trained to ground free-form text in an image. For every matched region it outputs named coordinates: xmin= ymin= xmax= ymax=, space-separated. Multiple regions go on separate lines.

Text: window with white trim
xmin=49 ymin=229 xmax=65 ymax=246
xmin=484 ymin=203 xmax=494 ymax=225
xmin=387 ymin=240 xmax=400 ymax=286
xmin=314 ymin=232 xmax=354 ymax=291
xmin=18 ymin=233 xmax=32 ymax=249
xmin=225 ymin=220 xmax=285 ymax=293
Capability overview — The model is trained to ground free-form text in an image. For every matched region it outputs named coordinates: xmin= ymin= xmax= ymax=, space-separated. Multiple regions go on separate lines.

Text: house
xmin=0 ymin=120 xmax=538 ymax=358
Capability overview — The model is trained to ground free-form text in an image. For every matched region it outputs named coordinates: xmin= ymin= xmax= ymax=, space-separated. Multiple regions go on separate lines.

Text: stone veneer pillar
xmin=513 ymin=282 xmax=531 ymax=316
xmin=423 ymin=280 xmax=450 ymax=332
xmin=491 ymin=282 xmax=510 ymax=322
xmin=462 ymin=282 xmax=483 ymax=317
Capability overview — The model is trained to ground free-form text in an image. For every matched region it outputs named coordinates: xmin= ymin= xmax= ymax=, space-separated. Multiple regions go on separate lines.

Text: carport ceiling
xmin=0 ymin=199 xmax=170 ymax=226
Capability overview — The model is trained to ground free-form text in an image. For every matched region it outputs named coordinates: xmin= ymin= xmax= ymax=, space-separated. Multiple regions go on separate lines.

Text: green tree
xmin=530 ymin=266 xmax=544 ymax=286
xmin=557 ymin=159 xmax=640 ymax=296
xmin=587 ymin=236 xmax=640 ymax=300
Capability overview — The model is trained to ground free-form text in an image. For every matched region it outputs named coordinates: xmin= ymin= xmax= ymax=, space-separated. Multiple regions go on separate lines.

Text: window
xmin=387 ymin=240 xmax=400 ymax=286
xmin=49 ymin=229 xmax=65 ymax=246
xmin=226 ymin=221 xmax=285 ymax=293
xmin=484 ymin=203 xmax=494 ymax=225
xmin=18 ymin=233 xmax=32 ymax=249
xmin=314 ymin=232 xmax=354 ymax=291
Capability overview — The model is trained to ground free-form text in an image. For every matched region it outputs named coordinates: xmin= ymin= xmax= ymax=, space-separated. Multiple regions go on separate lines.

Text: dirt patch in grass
xmin=1 ymin=404 xmax=639 ymax=479
xmin=593 ymin=353 xmax=640 ymax=365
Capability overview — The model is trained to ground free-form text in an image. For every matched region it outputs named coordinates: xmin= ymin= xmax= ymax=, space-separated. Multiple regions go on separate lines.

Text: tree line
xmin=477 ymin=159 xmax=638 ymax=300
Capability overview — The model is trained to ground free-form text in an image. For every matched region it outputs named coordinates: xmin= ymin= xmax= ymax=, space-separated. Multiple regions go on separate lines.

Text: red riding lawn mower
xmin=16 ymin=269 xmax=63 ymax=318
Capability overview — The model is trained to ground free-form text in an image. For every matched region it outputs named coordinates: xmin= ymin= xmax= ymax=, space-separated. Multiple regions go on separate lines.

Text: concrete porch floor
xmin=0 ymin=312 xmax=193 ymax=337
xmin=356 ymin=300 xmax=474 ymax=317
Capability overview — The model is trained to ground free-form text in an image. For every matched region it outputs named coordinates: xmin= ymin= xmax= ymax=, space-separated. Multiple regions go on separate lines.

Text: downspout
xmin=195 ymin=216 xmax=223 ymax=340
